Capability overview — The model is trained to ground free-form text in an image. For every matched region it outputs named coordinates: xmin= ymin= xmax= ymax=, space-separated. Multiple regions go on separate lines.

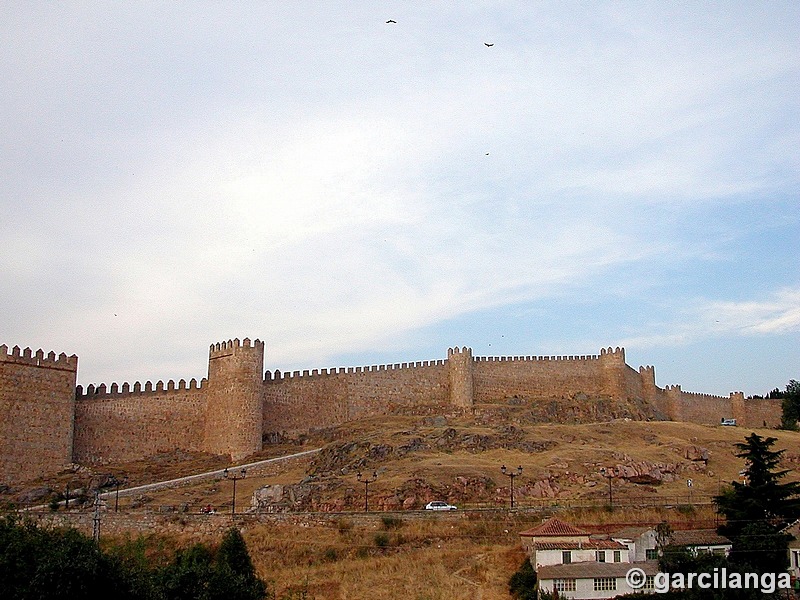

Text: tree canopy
xmin=779 ymin=380 xmax=800 ymax=430
xmin=714 ymin=432 xmax=800 ymax=572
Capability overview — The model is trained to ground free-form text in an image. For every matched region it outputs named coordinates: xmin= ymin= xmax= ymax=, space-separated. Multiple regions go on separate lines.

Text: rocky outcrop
xmin=684 ymin=445 xmax=710 ymax=463
xmin=308 ymin=427 xmax=556 ymax=477
xmin=475 ymin=395 xmax=668 ymax=426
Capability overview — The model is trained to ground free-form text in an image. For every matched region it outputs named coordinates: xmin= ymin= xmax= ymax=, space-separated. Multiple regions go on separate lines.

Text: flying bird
xmin=386 ymin=19 xmax=396 ymax=23
xmin=485 ymin=42 xmax=494 ymax=47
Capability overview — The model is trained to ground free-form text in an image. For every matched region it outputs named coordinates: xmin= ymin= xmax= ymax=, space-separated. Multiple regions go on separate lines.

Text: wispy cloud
xmin=619 ymin=287 xmax=800 ymax=350
xmin=0 ymin=3 xmax=797 ymax=391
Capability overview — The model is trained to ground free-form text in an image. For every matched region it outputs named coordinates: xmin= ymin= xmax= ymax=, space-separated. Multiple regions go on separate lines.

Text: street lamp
xmin=500 ymin=465 xmax=523 ymax=508
xmin=109 ymin=476 xmax=127 ymax=512
xmin=223 ymin=467 xmax=247 ymax=515
xmin=357 ymin=471 xmax=378 ymax=512
xmin=600 ymin=467 xmax=614 ymax=508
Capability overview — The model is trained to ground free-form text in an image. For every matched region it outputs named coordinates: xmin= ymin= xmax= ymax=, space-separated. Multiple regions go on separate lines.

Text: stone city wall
xmin=263 ymin=359 xmax=449 ymax=435
xmin=0 ymin=345 xmax=78 ymax=484
xmin=0 ymin=336 xmax=785 ymax=485
xmin=73 ymin=379 xmax=208 ymax=464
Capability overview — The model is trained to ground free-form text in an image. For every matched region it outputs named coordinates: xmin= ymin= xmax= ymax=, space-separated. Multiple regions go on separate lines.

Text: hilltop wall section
xmin=0 ymin=345 xmax=78 ymax=484
xmin=652 ymin=386 xmax=782 ymax=429
xmin=262 ymin=358 xmax=450 ymax=435
xmin=471 ymin=348 xmax=627 ymax=402
xmin=73 ymin=378 xmax=208 ymax=464
xmin=0 ymin=336 xmax=784 ymax=485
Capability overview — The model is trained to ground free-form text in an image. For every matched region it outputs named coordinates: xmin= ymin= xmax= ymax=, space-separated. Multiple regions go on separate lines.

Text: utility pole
xmin=92 ymin=491 xmax=101 ymax=542
xmin=600 ymin=467 xmax=613 ymax=509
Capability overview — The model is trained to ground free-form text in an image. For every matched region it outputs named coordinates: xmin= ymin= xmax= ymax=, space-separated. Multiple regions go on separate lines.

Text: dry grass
xmin=241 ymin=517 xmax=525 ymax=600
xmin=236 ymin=504 xmax=722 ymax=600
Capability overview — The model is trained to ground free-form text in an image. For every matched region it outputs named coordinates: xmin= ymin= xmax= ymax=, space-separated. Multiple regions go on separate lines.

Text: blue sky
xmin=1 ymin=2 xmax=798 ymax=396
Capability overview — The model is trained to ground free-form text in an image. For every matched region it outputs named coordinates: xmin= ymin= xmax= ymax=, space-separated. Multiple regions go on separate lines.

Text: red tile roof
xmin=670 ymin=529 xmax=731 ymax=547
xmin=532 ymin=540 xmax=627 ymax=550
xmin=519 ymin=518 xmax=590 ymax=537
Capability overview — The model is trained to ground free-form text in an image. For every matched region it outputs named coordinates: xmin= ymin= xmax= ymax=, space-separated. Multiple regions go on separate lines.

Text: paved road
xmin=98 ymin=448 xmax=322 ymax=500
xmin=23 ymin=448 xmax=322 ymax=511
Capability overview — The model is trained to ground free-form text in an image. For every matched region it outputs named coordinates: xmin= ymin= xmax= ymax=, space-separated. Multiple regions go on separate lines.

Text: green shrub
xmin=381 ymin=516 xmax=404 ymax=530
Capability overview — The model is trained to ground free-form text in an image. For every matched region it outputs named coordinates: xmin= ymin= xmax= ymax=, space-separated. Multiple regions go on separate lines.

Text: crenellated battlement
xmin=474 ymin=354 xmax=600 ymax=362
xmin=599 ymin=346 xmax=625 ymax=360
xmin=1 ymin=335 xmax=780 ymax=485
xmin=263 ymin=359 xmax=447 ymax=382
xmin=209 ymin=337 xmax=263 ymax=359
xmin=0 ymin=344 xmax=78 ymax=371
xmin=76 ymin=377 xmax=207 ymax=399
xmin=447 ymin=346 xmax=473 ymax=357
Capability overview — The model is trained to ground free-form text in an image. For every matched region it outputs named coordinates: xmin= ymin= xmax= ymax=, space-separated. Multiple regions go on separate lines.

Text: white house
xmin=537 ymin=560 xmax=660 ymax=599
xmin=669 ymin=529 xmax=731 ymax=556
xmin=519 ymin=518 xmax=655 ymax=599
xmin=519 ymin=518 xmax=631 ymax=568
xmin=520 ymin=518 xmax=732 ymax=599
xmin=781 ymin=520 xmax=800 ymax=582
xmin=611 ymin=525 xmax=731 ymax=561
xmin=611 ymin=526 xmax=659 ymax=562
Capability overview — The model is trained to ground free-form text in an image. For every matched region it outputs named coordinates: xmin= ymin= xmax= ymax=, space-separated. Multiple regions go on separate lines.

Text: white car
xmin=425 ymin=501 xmax=457 ymax=511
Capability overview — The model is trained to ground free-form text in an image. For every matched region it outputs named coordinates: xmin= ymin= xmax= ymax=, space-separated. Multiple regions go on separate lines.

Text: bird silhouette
xmin=485 ymin=42 xmax=494 ymax=47
xmin=386 ymin=19 xmax=396 ymax=23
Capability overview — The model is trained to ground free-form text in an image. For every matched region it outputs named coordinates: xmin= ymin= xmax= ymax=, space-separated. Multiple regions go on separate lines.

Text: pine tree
xmin=508 ymin=557 xmax=537 ymax=600
xmin=714 ymin=433 xmax=800 ymax=572
xmin=716 ymin=433 xmax=800 ymax=534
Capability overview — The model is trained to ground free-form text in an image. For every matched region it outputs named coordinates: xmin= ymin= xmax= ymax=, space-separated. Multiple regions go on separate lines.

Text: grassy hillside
xmin=7 ymin=414 xmax=800 ymax=599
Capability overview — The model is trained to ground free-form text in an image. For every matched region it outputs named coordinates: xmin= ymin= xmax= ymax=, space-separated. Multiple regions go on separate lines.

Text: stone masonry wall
xmin=734 ymin=394 xmax=782 ymax=428
xmin=73 ymin=380 xmax=208 ymax=464
xmin=0 ymin=345 xmax=78 ymax=485
xmin=263 ymin=360 xmax=449 ymax=435
xmin=0 ymin=337 xmax=786 ymax=484
xmin=204 ymin=339 xmax=264 ymax=461
xmin=472 ymin=354 xmax=608 ymax=402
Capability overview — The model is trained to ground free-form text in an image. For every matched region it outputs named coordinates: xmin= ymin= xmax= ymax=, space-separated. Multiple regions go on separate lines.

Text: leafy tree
xmin=508 ymin=557 xmax=537 ymax=600
xmin=211 ymin=528 xmax=266 ymax=600
xmin=158 ymin=543 xmax=216 ymax=600
xmin=0 ymin=517 xmax=268 ymax=600
xmin=654 ymin=521 xmax=673 ymax=557
xmin=779 ymin=380 xmax=800 ymax=430
xmin=0 ymin=514 xmax=132 ymax=600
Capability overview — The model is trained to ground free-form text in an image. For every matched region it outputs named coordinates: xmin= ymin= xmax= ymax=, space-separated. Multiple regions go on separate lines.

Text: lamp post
xmin=500 ymin=465 xmax=523 ymax=509
xmin=109 ymin=476 xmax=127 ymax=512
xmin=600 ymin=467 xmax=614 ymax=508
xmin=357 ymin=471 xmax=378 ymax=512
xmin=223 ymin=467 xmax=247 ymax=515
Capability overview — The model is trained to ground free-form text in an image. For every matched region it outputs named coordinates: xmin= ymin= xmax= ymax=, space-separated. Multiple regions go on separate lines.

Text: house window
xmin=794 ymin=550 xmax=800 ymax=568
xmin=644 ymin=576 xmax=655 ymax=590
xmin=646 ymin=549 xmax=658 ymax=560
xmin=596 ymin=550 xmax=606 ymax=562
xmin=562 ymin=551 xmax=572 ymax=564
xmin=594 ymin=577 xmax=617 ymax=591
xmin=613 ymin=550 xmax=621 ymax=562
xmin=554 ymin=578 xmax=577 ymax=592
